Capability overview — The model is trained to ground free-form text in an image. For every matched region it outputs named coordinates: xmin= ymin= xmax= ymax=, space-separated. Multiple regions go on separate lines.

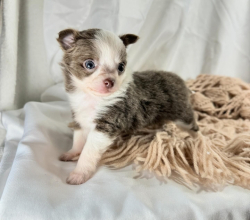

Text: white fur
xmin=94 ymin=30 xmax=125 ymax=70
xmin=67 ymin=129 xmax=114 ymax=184
xmin=59 ymin=129 xmax=86 ymax=161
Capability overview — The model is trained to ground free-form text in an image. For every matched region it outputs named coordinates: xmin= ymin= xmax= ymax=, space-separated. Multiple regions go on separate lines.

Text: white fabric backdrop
xmin=0 ymin=0 xmax=19 ymax=111
xmin=1 ymin=0 xmax=250 ymax=219
xmin=0 ymin=0 xmax=54 ymax=111
xmin=44 ymin=0 xmax=250 ymax=83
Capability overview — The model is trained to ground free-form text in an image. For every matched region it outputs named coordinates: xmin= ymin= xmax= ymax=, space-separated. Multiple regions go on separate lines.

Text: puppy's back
xmin=133 ymin=70 xmax=198 ymax=132
xmin=133 ymin=71 xmax=190 ymax=104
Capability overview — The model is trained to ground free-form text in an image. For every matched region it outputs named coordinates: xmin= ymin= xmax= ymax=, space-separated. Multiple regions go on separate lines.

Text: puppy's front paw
xmin=59 ymin=151 xmax=80 ymax=161
xmin=66 ymin=171 xmax=91 ymax=185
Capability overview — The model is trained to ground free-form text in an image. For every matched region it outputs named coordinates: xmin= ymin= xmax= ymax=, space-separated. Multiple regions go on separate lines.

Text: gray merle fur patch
xmin=95 ymin=71 xmax=198 ymax=137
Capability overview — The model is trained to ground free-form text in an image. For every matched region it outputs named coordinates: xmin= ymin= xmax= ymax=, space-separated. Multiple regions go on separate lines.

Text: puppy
xmin=57 ymin=28 xmax=199 ymax=185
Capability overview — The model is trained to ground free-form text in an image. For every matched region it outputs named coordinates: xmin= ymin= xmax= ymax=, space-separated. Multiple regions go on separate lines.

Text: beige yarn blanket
xmin=101 ymin=74 xmax=250 ymax=189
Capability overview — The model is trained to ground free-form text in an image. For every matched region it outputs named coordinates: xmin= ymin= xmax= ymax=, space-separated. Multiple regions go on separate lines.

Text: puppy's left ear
xmin=119 ymin=34 xmax=139 ymax=47
xmin=57 ymin=29 xmax=79 ymax=51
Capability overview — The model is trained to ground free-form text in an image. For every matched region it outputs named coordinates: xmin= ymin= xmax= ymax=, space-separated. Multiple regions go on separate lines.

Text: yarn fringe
xmin=101 ymin=75 xmax=250 ymax=189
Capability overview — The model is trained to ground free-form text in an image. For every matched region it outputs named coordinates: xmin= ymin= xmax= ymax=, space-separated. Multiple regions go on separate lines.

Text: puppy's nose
xmin=103 ymin=78 xmax=115 ymax=89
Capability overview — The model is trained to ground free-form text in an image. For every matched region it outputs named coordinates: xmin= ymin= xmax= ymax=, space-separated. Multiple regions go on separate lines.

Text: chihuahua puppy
xmin=57 ymin=28 xmax=199 ymax=185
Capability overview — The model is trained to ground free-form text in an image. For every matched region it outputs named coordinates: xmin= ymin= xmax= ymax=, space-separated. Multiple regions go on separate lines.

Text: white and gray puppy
xmin=57 ymin=28 xmax=199 ymax=185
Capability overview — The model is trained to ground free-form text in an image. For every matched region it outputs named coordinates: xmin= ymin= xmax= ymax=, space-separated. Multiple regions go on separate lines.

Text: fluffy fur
xmin=57 ymin=28 xmax=198 ymax=185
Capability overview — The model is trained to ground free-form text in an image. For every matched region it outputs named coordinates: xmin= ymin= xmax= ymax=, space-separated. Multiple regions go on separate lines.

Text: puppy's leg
xmin=66 ymin=129 xmax=113 ymax=185
xmin=59 ymin=129 xmax=86 ymax=161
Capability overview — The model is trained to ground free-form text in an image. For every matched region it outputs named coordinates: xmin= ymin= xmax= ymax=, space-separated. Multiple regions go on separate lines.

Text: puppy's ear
xmin=119 ymin=34 xmax=139 ymax=47
xmin=57 ymin=29 xmax=78 ymax=50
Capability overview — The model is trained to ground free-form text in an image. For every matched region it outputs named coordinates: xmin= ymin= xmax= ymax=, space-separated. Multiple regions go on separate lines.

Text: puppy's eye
xmin=84 ymin=60 xmax=95 ymax=69
xmin=118 ymin=63 xmax=125 ymax=73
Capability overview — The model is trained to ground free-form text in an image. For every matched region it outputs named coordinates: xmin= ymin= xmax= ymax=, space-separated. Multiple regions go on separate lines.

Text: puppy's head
xmin=57 ymin=29 xmax=138 ymax=96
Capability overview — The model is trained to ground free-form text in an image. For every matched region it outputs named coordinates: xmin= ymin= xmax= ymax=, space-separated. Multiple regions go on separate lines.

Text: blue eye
xmin=118 ymin=63 xmax=125 ymax=73
xmin=84 ymin=60 xmax=95 ymax=69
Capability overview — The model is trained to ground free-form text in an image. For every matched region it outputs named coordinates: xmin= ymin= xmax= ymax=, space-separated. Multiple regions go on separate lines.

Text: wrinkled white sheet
xmin=1 ymin=84 xmax=250 ymax=219
xmin=1 ymin=0 xmax=250 ymax=219
xmin=44 ymin=0 xmax=250 ymax=83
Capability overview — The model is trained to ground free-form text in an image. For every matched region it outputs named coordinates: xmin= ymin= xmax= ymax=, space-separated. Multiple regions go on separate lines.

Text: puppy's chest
xmin=68 ymin=92 xmax=101 ymax=128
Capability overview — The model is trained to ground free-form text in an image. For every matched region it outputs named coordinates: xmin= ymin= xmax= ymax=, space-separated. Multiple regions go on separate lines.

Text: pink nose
xmin=103 ymin=78 xmax=115 ymax=89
